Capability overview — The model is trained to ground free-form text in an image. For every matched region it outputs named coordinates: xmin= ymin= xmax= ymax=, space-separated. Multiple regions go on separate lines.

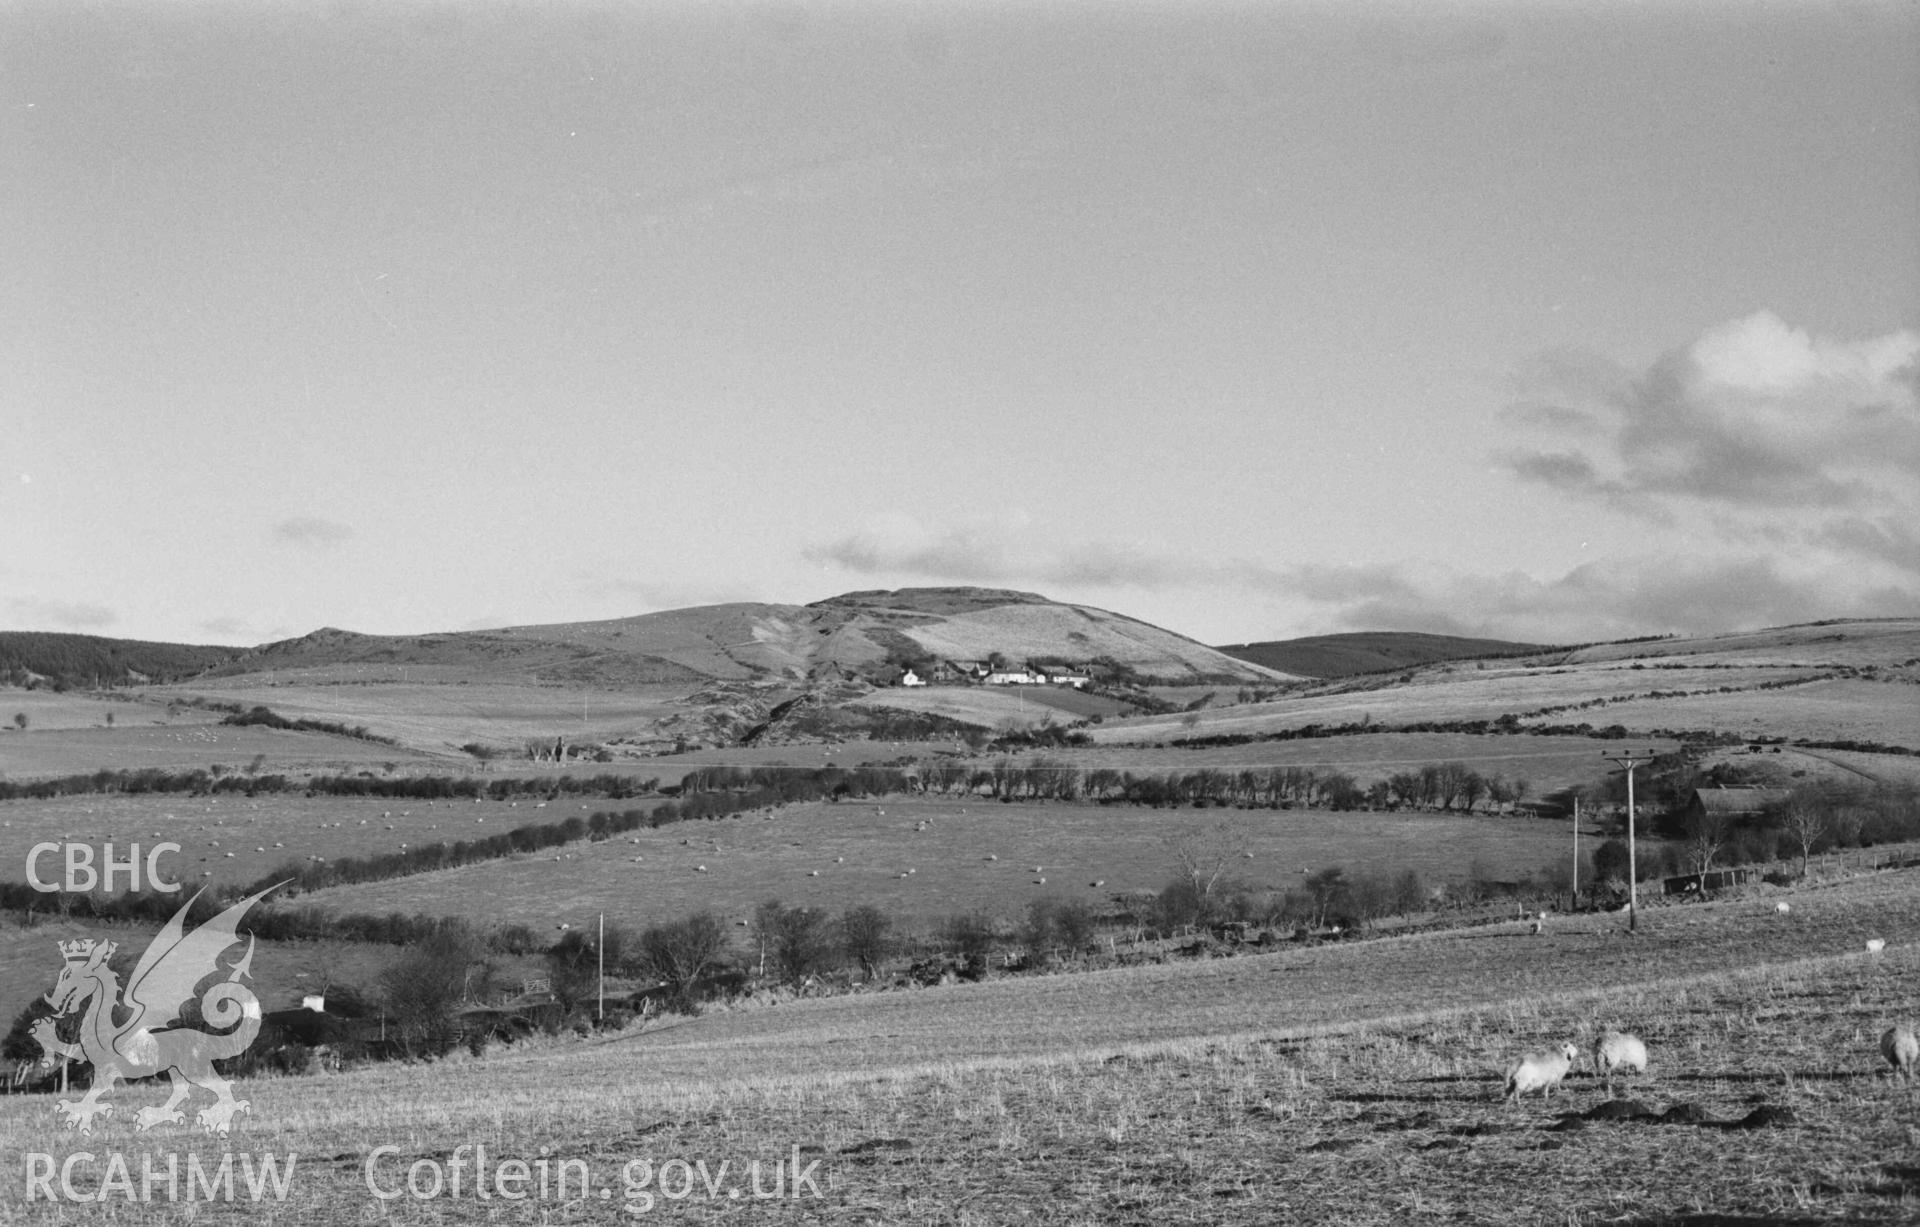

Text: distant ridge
xmin=0 ymin=631 xmax=243 ymax=688
xmin=1217 ymin=631 xmax=1549 ymax=679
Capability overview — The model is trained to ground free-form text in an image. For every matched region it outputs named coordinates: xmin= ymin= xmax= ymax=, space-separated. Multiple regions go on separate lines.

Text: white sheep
xmin=1882 ymin=1026 xmax=1917 ymax=1081
xmin=1775 ymin=902 xmax=1791 ymax=914
xmin=1505 ymin=1042 xmax=1580 ymax=1102
xmin=1593 ymin=1030 xmax=1649 ymax=1089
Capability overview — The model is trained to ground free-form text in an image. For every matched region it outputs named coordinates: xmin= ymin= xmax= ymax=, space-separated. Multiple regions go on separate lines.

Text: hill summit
xmin=186 ymin=588 xmax=1291 ymax=688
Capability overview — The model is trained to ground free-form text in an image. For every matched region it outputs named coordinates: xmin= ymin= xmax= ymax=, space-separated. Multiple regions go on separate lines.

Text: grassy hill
xmin=1216 ymin=631 xmax=1550 ymax=678
xmin=188 ymin=588 xmax=1290 ymax=690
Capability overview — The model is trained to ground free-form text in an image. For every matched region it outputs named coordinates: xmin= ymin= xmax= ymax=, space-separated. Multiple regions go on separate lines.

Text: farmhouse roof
xmin=1689 ymin=787 xmax=1791 ymax=815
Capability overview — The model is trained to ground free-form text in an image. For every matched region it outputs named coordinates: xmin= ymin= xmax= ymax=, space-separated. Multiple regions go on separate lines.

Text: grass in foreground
xmin=2 ymin=873 xmax=1917 ymax=1223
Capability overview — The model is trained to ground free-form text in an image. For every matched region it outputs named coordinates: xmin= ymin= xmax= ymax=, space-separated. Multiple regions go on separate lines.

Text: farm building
xmin=897 ymin=668 xmax=925 ymax=687
xmin=986 ymin=668 xmax=1041 ymax=685
xmin=1683 ymin=786 xmax=1791 ymax=825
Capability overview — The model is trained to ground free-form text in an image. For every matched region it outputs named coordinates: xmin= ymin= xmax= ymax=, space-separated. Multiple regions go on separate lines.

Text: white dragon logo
xmin=32 ymin=885 xmax=278 ymax=1135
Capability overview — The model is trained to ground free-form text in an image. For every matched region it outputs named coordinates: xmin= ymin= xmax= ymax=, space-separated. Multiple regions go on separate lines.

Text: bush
xmin=1592 ymin=838 xmax=1631 ymax=885
xmin=633 ymin=912 xmax=732 ymax=1013
xmin=1053 ymin=899 xmax=1096 ymax=952
xmin=753 ymin=901 xmax=837 ymax=985
xmin=378 ymin=922 xmax=488 ymax=1059
xmin=840 ymin=905 xmax=892 ymax=981
xmin=941 ymin=911 xmax=997 ymax=962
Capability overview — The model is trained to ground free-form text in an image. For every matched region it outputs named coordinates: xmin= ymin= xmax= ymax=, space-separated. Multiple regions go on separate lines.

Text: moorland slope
xmin=1216 ymin=630 xmax=1548 ymax=678
xmin=194 ymin=588 xmax=1290 ymax=689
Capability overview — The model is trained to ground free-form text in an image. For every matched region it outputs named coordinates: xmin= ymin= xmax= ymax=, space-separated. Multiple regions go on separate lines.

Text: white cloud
xmin=811 ymin=316 xmax=1920 ymax=646
xmin=1688 ymin=311 xmax=1917 ymax=397
xmin=1288 ymin=555 xmax=1911 ymax=645
xmin=1501 ymin=312 xmax=1917 ymax=512
xmin=8 ymin=598 xmax=116 ymax=631
xmin=1497 ymin=312 xmax=1920 ymax=596
xmin=808 ymin=507 xmax=1920 ymax=645
xmin=271 ymin=517 xmax=355 ymax=548
xmin=803 ymin=513 xmax=1246 ymax=592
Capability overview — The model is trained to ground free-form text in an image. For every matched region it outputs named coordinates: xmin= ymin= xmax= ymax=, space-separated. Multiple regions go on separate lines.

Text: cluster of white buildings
xmin=897 ymin=660 xmax=1091 ymax=689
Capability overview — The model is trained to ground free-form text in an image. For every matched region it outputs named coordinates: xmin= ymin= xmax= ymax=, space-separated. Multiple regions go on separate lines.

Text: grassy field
xmin=0 ymin=722 xmax=446 ymax=779
xmin=296 ymin=796 xmax=1601 ymax=935
xmin=0 ymin=620 xmax=1910 ymax=1222
xmin=1 ymin=869 xmax=1915 ymax=1223
xmin=1002 ymin=731 xmax=1680 ymax=799
xmin=0 ymin=691 xmax=166 ymax=733
xmin=0 ymin=790 xmax=605 ymax=896
xmin=1088 ymin=663 xmax=1831 ymax=743
xmin=1557 ymin=677 xmax=1920 ymax=747
xmin=144 ymin=680 xmax=697 ymax=757
xmin=1561 ymin=617 xmax=1920 ymax=670
xmin=849 ymin=684 xmax=1136 ymax=729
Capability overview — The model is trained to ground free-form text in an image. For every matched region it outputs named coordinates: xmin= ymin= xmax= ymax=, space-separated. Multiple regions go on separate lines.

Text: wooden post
xmin=1572 ymin=796 xmax=1580 ymax=909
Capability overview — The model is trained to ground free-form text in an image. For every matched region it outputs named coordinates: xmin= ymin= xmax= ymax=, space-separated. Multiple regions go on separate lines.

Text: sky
xmin=4 ymin=1 xmax=1916 ymax=649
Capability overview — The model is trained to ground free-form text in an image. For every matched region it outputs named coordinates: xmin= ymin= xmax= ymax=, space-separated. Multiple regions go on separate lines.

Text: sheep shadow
xmin=1549 ymin=1101 xmax=1796 ymax=1132
xmin=1615 ymin=1217 xmax=1830 ymax=1226
xmin=1329 ymin=1084 xmax=1491 ymax=1107
xmin=1657 ymin=1069 xmax=1860 ymax=1085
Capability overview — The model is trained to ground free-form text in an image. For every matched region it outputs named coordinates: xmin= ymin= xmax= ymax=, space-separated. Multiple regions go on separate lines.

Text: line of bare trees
xmin=911 ymin=757 xmax=1530 ymax=813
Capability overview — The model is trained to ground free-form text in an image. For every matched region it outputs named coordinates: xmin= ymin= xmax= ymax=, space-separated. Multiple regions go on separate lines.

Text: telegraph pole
xmin=597 ymin=911 xmax=605 ymax=1023
xmin=1602 ymin=750 xmax=1659 ymax=933
xmin=1572 ymin=795 xmax=1580 ymax=909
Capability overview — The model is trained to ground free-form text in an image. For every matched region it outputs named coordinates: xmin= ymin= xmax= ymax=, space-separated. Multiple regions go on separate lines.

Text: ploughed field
xmin=3 ymin=870 xmax=1916 ymax=1223
xmin=295 ymin=796 xmax=1595 ymax=933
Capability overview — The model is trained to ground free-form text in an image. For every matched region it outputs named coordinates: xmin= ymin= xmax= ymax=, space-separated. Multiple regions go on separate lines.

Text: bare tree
xmin=1830 ymin=805 xmax=1867 ymax=855
xmin=1686 ymin=806 xmax=1733 ymax=889
xmin=1164 ymin=818 xmax=1249 ymax=922
xmin=634 ymin=912 xmax=731 ymax=1012
xmin=1784 ymin=802 xmax=1827 ymax=878
xmin=380 ymin=924 xmax=488 ymax=1058
xmin=1458 ymin=770 xmax=1488 ymax=814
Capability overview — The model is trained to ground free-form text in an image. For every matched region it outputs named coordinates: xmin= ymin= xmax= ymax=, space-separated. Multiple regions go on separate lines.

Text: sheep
xmin=1505 ymin=1042 xmax=1580 ymax=1102
xmin=1592 ymin=1031 xmax=1649 ymax=1089
xmin=1866 ymin=938 xmax=1887 ymax=954
xmin=1775 ymin=902 xmax=1791 ymax=914
xmin=1882 ymin=1026 xmax=1917 ymax=1081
